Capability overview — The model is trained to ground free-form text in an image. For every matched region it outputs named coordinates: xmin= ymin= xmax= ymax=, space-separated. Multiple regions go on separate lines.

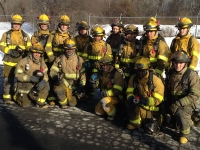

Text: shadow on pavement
xmin=0 ymin=105 xmax=46 ymax=150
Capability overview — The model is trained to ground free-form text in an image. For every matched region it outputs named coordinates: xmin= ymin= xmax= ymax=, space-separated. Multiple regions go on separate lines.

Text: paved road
xmin=0 ymin=66 xmax=200 ymax=150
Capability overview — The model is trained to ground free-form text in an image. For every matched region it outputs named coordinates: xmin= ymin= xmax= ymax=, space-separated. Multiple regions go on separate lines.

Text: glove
xmin=127 ymin=96 xmax=134 ymax=103
xmin=49 ymin=56 xmax=55 ymax=63
xmin=15 ymin=45 xmax=23 ymax=53
xmin=170 ymin=101 xmax=181 ymax=115
xmin=36 ymin=80 xmax=46 ymax=91
xmin=40 ymin=34 xmax=49 ymax=40
xmin=10 ymin=50 xmax=20 ymax=58
xmin=84 ymin=61 xmax=91 ymax=70
xmin=30 ymin=76 xmax=40 ymax=83
xmin=77 ymin=86 xmax=85 ymax=94
xmin=33 ymin=70 xmax=44 ymax=78
xmin=90 ymin=73 xmax=98 ymax=81
xmin=53 ymin=72 xmax=64 ymax=86
xmin=100 ymin=91 xmax=108 ymax=99
xmin=139 ymin=96 xmax=148 ymax=105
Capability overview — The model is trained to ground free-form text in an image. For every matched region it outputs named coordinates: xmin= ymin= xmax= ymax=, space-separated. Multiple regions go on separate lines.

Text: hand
xmin=36 ymin=80 xmax=46 ymax=91
xmin=77 ymin=86 xmax=85 ymax=94
xmin=33 ymin=70 xmax=44 ymax=78
xmin=133 ymin=96 xmax=141 ymax=104
xmin=49 ymin=56 xmax=55 ymax=63
xmin=84 ymin=61 xmax=91 ymax=70
xmin=15 ymin=45 xmax=23 ymax=53
xmin=170 ymin=101 xmax=181 ymax=115
xmin=10 ymin=50 xmax=20 ymax=58
xmin=30 ymin=76 xmax=40 ymax=83
xmin=100 ymin=91 xmax=107 ymax=99
xmin=52 ymin=75 xmax=60 ymax=86
xmin=139 ymin=96 xmax=148 ymax=105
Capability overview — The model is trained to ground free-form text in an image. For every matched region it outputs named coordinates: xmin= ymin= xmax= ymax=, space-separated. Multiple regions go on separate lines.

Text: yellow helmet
xmin=124 ymin=24 xmax=139 ymax=35
xmin=59 ymin=15 xmax=70 ymax=25
xmin=77 ymin=21 xmax=89 ymax=30
xmin=11 ymin=14 xmax=24 ymax=24
xmin=38 ymin=14 xmax=49 ymax=24
xmin=99 ymin=55 xmax=113 ymax=65
xmin=143 ymin=17 xmax=160 ymax=31
xmin=175 ymin=17 xmax=193 ymax=29
xmin=91 ymin=26 xmax=105 ymax=36
xmin=63 ymin=38 xmax=77 ymax=50
xmin=134 ymin=57 xmax=150 ymax=69
xmin=30 ymin=43 xmax=44 ymax=54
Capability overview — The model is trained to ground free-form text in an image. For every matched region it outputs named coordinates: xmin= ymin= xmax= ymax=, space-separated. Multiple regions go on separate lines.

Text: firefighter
xmin=95 ymin=55 xmax=125 ymax=120
xmin=115 ymin=24 xmax=139 ymax=83
xmin=50 ymin=38 xmax=86 ymax=109
xmin=45 ymin=15 xmax=71 ymax=63
xmin=45 ymin=15 xmax=71 ymax=105
xmin=106 ymin=18 xmax=124 ymax=63
xmin=0 ymin=14 xmax=32 ymax=104
xmin=14 ymin=43 xmax=49 ymax=108
xmin=31 ymin=14 xmax=51 ymax=62
xmin=74 ymin=21 xmax=92 ymax=57
xmin=138 ymin=17 xmax=170 ymax=76
xmin=165 ymin=50 xmax=200 ymax=144
xmin=170 ymin=17 xmax=199 ymax=71
xmin=82 ymin=25 xmax=112 ymax=97
xmin=126 ymin=57 xmax=164 ymax=134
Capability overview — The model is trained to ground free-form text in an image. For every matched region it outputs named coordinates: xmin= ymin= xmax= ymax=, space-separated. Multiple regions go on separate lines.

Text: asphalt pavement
xmin=0 ymin=66 xmax=200 ymax=150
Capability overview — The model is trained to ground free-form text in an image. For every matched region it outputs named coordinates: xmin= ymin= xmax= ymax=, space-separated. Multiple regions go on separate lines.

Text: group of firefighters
xmin=0 ymin=13 xmax=200 ymax=144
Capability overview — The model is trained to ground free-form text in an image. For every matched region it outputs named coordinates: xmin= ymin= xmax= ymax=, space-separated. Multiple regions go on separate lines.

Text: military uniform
xmin=14 ymin=52 xmax=49 ymax=107
xmin=0 ymin=15 xmax=31 ymax=103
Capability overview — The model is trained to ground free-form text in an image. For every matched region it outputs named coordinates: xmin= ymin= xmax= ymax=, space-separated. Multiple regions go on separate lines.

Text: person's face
xmin=40 ymin=24 xmax=48 ymax=30
xmin=102 ymin=64 xmax=111 ymax=72
xmin=126 ymin=33 xmax=135 ymax=41
xmin=33 ymin=52 xmax=41 ymax=60
xmin=79 ymin=29 xmax=87 ymax=35
xmin=12 ymin=23 xmax=21 ymax=30
xmin=112 ymin=26 xmax=120 ymax=34
xmin=146 ymin=30 xmax=156 ymax=39
xmin=179 ymin=28 xmax=188 ymax=36
xmin=94 ymin=35 xmax=102 ymax=42
xmin=60 ymin=24 xmax=68 ymax=31
xmin=173 ymin=62 xmax=186 ymax=72
xmin=136 ymin=69 xmax=147 ymax=79
xmin=65 ymin=49 xmax=74 ymax=56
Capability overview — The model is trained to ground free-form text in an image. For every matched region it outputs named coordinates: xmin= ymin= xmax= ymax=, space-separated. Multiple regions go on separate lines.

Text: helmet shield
xmin=134 ymin=57 xmax=150 ymax=69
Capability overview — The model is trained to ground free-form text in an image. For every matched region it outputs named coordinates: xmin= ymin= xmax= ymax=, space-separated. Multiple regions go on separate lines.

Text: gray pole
xmin=88 ymin=13 xmax=91 ymax=35
xmin=195 ymin=11 xmax=199 ymax=37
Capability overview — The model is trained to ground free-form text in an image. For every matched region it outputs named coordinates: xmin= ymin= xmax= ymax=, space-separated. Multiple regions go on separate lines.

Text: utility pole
xmin=195 ymin=11 xmax=200 ymax=37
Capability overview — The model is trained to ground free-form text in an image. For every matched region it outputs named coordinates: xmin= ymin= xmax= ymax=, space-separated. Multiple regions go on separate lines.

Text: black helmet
xmin=171 ymin=50 xmax=190 ymax=63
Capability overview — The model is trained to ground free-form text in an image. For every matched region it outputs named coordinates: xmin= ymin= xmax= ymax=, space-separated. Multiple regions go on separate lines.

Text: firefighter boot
xmin=127 ymin=124 xmax=141 ymax=130
xmin=60 ymin=105 xmax=68 ymax=109
xmin=49 ymin=101 xmax=55 ymax=106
